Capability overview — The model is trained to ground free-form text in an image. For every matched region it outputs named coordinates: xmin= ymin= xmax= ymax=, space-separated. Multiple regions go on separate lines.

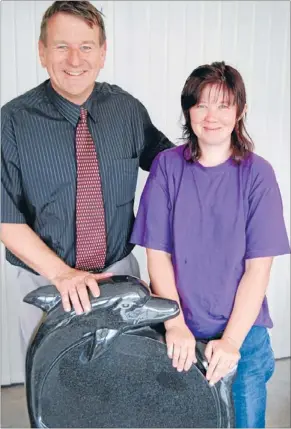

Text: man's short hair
xmin=40 ymin=1 xmax=106 ymax=46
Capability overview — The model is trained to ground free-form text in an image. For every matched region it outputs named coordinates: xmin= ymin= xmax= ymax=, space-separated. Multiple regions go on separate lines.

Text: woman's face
xmin=189 ymin=84 xmax=237 ymax=148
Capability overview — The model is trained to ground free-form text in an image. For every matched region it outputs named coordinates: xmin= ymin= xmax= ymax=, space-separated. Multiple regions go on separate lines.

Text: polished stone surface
xmin=23 ymin=275 xmax=236 ymax=428
xmin=1 ymin=359 xmax=290 ymax=427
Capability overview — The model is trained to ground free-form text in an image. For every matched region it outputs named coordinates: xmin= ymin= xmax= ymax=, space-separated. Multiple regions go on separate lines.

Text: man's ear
xmin=238 ymin=104 xmax=247 ymax=121
xmin=100 ymin=40 xmax=107 ymax=69
xmin=38 ymin=40 xmax=47 ymax=68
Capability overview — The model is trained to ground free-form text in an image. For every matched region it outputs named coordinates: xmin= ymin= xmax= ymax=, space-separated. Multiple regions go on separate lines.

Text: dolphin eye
xmin=122 ymin=303 xmax=130 ymax=308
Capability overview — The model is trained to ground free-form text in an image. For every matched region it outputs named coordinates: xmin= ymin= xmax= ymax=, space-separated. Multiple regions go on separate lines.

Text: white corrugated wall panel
xmin=1 ymin=1 xmax=290 ymax=385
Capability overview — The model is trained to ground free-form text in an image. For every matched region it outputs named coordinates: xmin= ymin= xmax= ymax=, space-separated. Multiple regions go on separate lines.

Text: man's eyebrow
xmin=53 ymin=40 xmax=68 ymax=45
xmin=52 ymin=40 xmax=96 ymax=45
xmin=81 ymin=40 xmax=96 ymax=45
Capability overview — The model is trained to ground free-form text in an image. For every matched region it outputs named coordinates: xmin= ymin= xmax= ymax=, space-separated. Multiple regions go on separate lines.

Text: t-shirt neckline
xmin=195 ymin=156 xmax=233 ymax=173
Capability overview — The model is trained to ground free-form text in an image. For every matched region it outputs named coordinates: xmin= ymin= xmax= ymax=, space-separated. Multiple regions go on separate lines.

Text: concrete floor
xmin=1 ymin=358 xmax=290 ymax=428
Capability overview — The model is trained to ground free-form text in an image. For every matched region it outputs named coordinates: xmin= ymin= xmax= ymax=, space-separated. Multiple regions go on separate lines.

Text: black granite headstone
xmin=24 ymin=275 xmax=236 ymax=428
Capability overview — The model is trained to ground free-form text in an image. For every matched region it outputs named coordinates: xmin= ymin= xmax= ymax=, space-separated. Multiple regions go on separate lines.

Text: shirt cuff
xmin=130 ymin=236 xmax=172 ymax=254
xmin=245 ymin=247 xmax=291 ymax=259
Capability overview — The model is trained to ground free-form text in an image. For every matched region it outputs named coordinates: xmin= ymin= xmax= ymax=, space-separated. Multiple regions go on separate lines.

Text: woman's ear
xmin=238 ymin=104 xmax=247 ymax=121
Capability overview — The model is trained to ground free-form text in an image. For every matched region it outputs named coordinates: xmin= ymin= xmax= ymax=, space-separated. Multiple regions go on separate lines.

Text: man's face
xmin=39 ymin=12 xmax=106 ymax=105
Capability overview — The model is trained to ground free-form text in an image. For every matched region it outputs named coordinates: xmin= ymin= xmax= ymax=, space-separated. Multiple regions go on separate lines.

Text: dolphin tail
xmin=23 ymin=285 xmax=62 ymax=312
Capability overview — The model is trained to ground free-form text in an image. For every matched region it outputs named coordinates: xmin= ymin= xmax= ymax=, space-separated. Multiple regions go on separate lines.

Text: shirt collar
xmin=45 ymin=80 xmax=98 ymax=126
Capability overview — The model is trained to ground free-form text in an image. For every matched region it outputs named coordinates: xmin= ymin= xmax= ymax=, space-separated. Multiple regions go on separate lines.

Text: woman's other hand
xmin=205 ymin=337 xmax=240 ymax=385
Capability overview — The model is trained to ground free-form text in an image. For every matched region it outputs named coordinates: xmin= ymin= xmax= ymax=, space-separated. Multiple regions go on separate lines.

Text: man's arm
xmin=1 ymin=224 xmax=111 ymax=314
xmin=1 ymin=115 xmax=111 ymax=315
xmin=138 ymin=103 xmax=175 ymax=171
xmin=1 ymin=223 xmax=70 ymax=280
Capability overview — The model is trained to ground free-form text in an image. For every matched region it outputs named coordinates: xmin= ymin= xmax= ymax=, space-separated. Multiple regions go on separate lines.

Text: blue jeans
xmin=232 ymin=326 xmax=275 ymax=428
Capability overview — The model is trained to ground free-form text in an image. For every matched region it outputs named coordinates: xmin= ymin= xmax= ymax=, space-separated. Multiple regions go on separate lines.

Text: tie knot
xmin=80 ymin=108 xmax=87 ymax=120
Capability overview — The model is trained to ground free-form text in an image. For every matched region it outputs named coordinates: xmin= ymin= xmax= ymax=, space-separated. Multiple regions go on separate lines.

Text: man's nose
xmin=67 ymin=48 xmax=82 ymax=67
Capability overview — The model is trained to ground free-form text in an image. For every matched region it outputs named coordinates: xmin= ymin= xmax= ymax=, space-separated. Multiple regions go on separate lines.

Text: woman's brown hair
xmin=181 ymin=61 xmax=254 ymax=163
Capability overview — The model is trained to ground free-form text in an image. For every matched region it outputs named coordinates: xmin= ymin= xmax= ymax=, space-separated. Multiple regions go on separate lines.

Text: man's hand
xmin=52 ymin=268 xmax=113 ymax=315
xmin=165 ymin=324 xmax=197 ymax=372
xmin=205 ymin=338 xmax=240 ymax=386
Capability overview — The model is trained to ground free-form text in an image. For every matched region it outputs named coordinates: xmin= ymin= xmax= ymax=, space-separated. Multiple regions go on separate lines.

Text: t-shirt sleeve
xmin=245 ymin=161 xmax=290 ymax=259
xmin=1 ymin=113 xmax=27 ymax=223
xmin=130 ymin=153 xmax=172 ymax=253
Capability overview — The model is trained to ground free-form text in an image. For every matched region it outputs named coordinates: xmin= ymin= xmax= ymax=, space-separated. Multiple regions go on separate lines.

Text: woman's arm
xmin=222 ymin=256 xmax=273 ymax=348
xmin=147 ymin=248 xmax=184 ymax=327
xmin=205 ymin=256 xmax=273 ymax=385
xmin=147 ymin=248 xmax=197 ymax=371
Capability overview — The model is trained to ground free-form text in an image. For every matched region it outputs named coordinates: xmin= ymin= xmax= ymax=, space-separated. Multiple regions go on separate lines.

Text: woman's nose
xmin=204 ymin=108 xmax=218 ymax=122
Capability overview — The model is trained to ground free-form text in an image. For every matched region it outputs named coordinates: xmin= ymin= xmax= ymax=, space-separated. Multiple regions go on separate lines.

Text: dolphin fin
xmin=23 ymin=285 xmax=61 ymax=312
xmin=81 ymin=328 xmax=119 ymax=363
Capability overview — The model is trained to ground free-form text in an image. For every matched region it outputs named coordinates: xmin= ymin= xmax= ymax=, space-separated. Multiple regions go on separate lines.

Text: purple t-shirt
xmin=130 ymin=144 xmax=290 ymax=338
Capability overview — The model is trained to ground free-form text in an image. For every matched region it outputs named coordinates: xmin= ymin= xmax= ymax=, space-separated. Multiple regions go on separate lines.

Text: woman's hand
xmin=165 ymin=323 xmax=197 ymax=372
xmin=205 ymin=338 xmax=241 ymax=386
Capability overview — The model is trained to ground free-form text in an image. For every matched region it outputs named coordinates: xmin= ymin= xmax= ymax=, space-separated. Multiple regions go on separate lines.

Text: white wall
xmin=1 ymin=1 xmax=290 ymax=384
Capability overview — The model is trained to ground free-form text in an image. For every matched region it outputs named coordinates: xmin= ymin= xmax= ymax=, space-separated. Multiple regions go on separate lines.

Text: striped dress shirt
xmin=1 ymin=80 xmax=174 ymax=273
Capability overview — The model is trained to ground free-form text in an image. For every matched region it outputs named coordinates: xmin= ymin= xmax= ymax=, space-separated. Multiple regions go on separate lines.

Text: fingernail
xmin=177 ymin=368 xmax=183 ymax=372
xmin=209 ymin=381 xmax=214 ymax=387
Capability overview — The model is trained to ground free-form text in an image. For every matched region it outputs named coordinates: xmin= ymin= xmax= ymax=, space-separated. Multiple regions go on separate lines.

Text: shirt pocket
xmin=110 ymin=158 xmax=139 ymax=206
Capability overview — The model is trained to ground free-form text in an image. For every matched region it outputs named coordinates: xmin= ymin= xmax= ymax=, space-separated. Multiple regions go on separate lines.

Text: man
xmin=1 ymin=1 xmax=173 ymax=349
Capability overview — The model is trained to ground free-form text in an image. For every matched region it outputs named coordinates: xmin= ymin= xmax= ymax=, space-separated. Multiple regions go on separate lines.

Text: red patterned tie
xmin=75 ymin=108 xmax=106 ymax=271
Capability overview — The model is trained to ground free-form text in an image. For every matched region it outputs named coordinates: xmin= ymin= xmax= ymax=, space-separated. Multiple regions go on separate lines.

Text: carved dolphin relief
xmin=24 ymin=275 xmax=180 ymax=361
xmin=24 ymin=276 xmax=180 ymax=428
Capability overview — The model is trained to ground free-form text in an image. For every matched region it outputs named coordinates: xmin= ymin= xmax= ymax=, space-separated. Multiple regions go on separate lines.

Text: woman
xmin=130 ymin=61 xmax=290 ymax=428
